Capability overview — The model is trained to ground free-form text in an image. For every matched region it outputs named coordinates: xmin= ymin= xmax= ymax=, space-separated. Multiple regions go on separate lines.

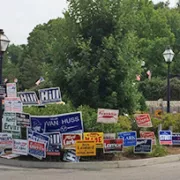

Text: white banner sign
xmin=12 ymin=139 xmax=28 ymax=155
xmin=6 ymin=83 xmax=17 ymax=97
xmin=4 ymin=97 xmax=23 ymax=112
xmin=97 ymin=108 xmax=119 ymax=123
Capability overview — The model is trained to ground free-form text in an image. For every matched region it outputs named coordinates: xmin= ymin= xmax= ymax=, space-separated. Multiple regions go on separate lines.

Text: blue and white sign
xmin=27 ymin=127 xmax=33 ymax=139
xmin=38 ymin=87 xmax=61 ymax=104
xmin=31 ymin=112 xmax=83 ymax=133
xmin=134 ymin=138 xmax=152 ymax=153
xmin=18 ymin=91 xmax=39 ymax=105
xmin=117 ymin=131 xmax=137 ymax=146
xmin=172 ymin=133 xmax=180 ymax=145
xmin=159 ymin=130 xmax=172 ymax=145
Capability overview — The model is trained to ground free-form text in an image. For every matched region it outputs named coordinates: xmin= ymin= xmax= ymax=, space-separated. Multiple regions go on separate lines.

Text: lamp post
xmin=0 ymin=29 xmax=10 ymax=131
xmin=163 ymin=47 xmax=175 ymax=113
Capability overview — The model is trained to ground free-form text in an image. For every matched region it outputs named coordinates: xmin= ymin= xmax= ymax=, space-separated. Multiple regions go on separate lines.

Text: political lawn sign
xmin=0 ymin=133 xmax=12 ymax=155
xmin=134 ymin=138 xmax=152 ymax=154
xmin=159 ymin=130 xmax=172 ymax=145
xmin=104 ymin=133 xmax=116 ymax=140
xmin=62 ymin=133 xmax=82 ymax=149
xmin=104 ymin=139 xmax=123 ymax=153
xmin=75 ymin=140 xmax=96 ymax=156
xmin=12 ymin=139 xmax=28 ymax=155
xmin=6 ymin=83 xmax=17 ymax=97
xmin=134 ymin=114 xmax=152 ymax=127
xmin=18 ymin=91 xmax=39 ymax=105
xmin=39 ymin=87 xmax=61 ymax=104
xmin=172 ymin=133 xmax=180 ymax=145
xmin=83 ymin=132 xmax=104 ymax=148
xmin=30 ymin=112 xmax=83 ymax=134
xmin=97 ymin=108 xmax=119 ymax=123
xmin=16 ymin=112 xmax=30 ymax=127
xmin=4 ymin=97 xmax=23 ymax=113
xmin=118 ymin=131 xmax=137 ymax=147
xmin=140 ymin=131 xmax=156 ymax=145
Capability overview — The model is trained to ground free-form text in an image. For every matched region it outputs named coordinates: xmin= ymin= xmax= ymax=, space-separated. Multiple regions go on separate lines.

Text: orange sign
xmin=83 ymin=132 xmax=104 ymax=148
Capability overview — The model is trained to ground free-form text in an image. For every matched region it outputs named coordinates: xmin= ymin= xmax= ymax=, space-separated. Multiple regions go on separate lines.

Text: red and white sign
xmin=4 ymin=97 xmax=22 ymax=112
xmin=97 ymin=108 xmax=119 ymax=123
xmin=104 ymin=139 xmax=123 ymax=153
xmin=62 ymin=133 xmax=82 ymax=149
xmin=134 ymin=114 xmax=152 ymax=127
xmin=12 ymin=139 xmax=28 ymax=155
xmin=140 ymin=131 xmax=156 ymax=145
xmin=6 ymin=83 xmax=17 ymax=97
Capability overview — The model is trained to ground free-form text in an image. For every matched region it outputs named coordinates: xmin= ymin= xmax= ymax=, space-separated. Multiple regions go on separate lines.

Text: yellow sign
xmin=83 ymin=132 xmax=104 ymax=148
xmin=75 ymin=140 xmax=96 ymax=156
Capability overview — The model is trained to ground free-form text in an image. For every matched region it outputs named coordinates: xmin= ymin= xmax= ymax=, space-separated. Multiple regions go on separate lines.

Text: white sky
xmin=0 ymin=0 xmax=178 ymax=45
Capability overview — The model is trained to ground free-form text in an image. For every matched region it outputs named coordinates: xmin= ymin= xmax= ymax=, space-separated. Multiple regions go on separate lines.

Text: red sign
xmin=62 ymin=133 xmax=82 ymax=149
xmin=104 ymin=139 xmax=123 ymax=153
xmin=134 ymin=114 xmax=152 ymax=127
xmin=140 ymin=131 xmax=156 ymax=145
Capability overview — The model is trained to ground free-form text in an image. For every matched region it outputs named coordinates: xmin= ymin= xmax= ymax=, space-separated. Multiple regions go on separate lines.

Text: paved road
xmin=0 ymin=161 xmax=180 ymax=180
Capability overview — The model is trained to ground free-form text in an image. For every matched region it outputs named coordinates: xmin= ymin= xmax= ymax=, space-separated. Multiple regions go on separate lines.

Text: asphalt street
xmin=0 ymin=161 xmax=180 ymax=180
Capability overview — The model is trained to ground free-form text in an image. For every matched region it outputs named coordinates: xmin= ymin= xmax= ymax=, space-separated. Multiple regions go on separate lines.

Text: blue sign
xmin=159 ymin=130 xmax=172 ymax=145
xmin=38 ymin=87 xmax=61 ymax=104
xmin=134 ymin=138 xmax=152 ymax=153
xmin=27 ymin=127 xmax=33 ymax=139
xmin=30 ymin=112 xmax=83 ymax=133
xmin=18 ymin=91 xmax=39 ymax=105
xmin=172 ymin=133 xmax=180 ymax=145
xmin=117 ymin=131 xmax=137 ymax=146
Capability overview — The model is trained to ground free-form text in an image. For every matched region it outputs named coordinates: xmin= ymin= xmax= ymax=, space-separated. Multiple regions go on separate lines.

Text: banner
xmin=83 ymin=132 xmax=104 ymax=148
xmin=140 ymin=131 xmax=156 ymax=145
xmin=134 ymin=138 xmax=152 ymax=153
xmin=16 ymin=112 xmax=30 ymax=127
xmin=30 ymin=112 xmax=83 ymax=133
xmin=97 ymin=109 xmax=119 ymax=123
xmin=0 ymin=133 xmax=12 ymax=155
xmin=38 ymin=87 xmax=61 ymax=104
xmin=44 ymin=132 xmax=61 ymax=156
xmin=159 ymin=130 xmax=172 ymax=145
xmin=2 ymin=112 xmax=21 ymax=138
xmin=172 ymin=133 xmax=180 ymax=145
xmin=18 ymin=91 xmax=39 ymax=105
xmin=62 ymin=133 xmax=82 ymax=149
xmin=4 ymin=97 xmax=22 ymax=112
xmin=28 ymin=139 xmax=46 ymax=159
xmin=104 ymin=133 xmax=116 ymax=139
xmin=12 ymin=139 xmax=28 ymax=155
xmin=117 ymin=131 xmax=137 ymax=147
xmin=104 ymin=139 xmax=123 ymax=153
xmin=75 ymin=140 xmax=96 ymax=156
xmin=6 ymin=83 xmax=17 ymax=97
xmin=134 ymin=114 xmax=152 ymax=127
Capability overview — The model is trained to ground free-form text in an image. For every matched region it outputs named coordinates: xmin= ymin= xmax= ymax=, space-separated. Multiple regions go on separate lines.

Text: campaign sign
xmin=0 ymin=133 xmax=12 ymax=155
xmin=31 ymin=112 xmax=83 ymax=133
xmin=104 ymin=133 xmax=116 ymax=140
xmin=6 ymin=83 xmax=17 ymax=97
xmin=16 ymin=112 xmax=30 ymax=127
xmin=104 ymin=139 xmax=123 ymax=153
xmin=38 ymin=87 xmax=61 ymax=104
xmin=44 ymin=132 xmax=61 ymax=156
xmin=27 ymin=127 xmax=33 ymax=139
xmin=12 ymin=139 xmax=28 ymax=155
xmin=62 ymin=133 xmax=82 ymax=149
xmin=97 ymin=108 xmax=119 ymax=123
xmin=117 ymin=131 xmax=137 ymax=147
xmin=134 ymin=138 xmax=152 ymax=154
xmin=18 ymin=91 xmax=39 ymax=105
xmin=28 ymin=139 xmax=46 ymax=159
xmin=4 ymin=97 xmax=23 ymax=112
xmin=140 ymin=131 xmax=156 ymax=145
xmin=159 ymin=130 xmax=172 ymax=145
xmin=172 ymin=133 xmax=180 ymax=145
xmin=134 ymin=114 xmax=152 ymax=127
xmin=63 ymin=149 xmax=80 ymax=162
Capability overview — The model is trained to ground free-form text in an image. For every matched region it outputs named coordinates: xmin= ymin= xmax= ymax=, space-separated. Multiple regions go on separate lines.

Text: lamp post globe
xmin=0 ymin=29 xmax=10 ymax=132
xmin=163 ymin=47 xmax=174 ymax=113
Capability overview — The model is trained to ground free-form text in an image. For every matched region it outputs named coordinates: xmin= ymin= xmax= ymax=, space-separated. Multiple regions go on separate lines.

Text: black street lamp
xmin=0 ymin=29 xmax=10 ymax=131
xmin=163 ymin=47 xmax=175 ymax=113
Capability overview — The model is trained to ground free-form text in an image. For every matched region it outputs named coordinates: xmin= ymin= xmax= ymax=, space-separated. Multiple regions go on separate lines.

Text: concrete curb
xmin=0 ymin=154 xmax=180 ymax=169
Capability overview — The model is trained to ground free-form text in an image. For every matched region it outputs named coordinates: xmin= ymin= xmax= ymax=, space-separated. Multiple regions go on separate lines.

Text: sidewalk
xmin=0 ymin=154 xmax=180 ymax=169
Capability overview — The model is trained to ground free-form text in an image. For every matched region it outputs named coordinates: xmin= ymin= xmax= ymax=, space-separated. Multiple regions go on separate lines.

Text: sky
xmin=0 ymin=0 xmax=178 ymax=45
